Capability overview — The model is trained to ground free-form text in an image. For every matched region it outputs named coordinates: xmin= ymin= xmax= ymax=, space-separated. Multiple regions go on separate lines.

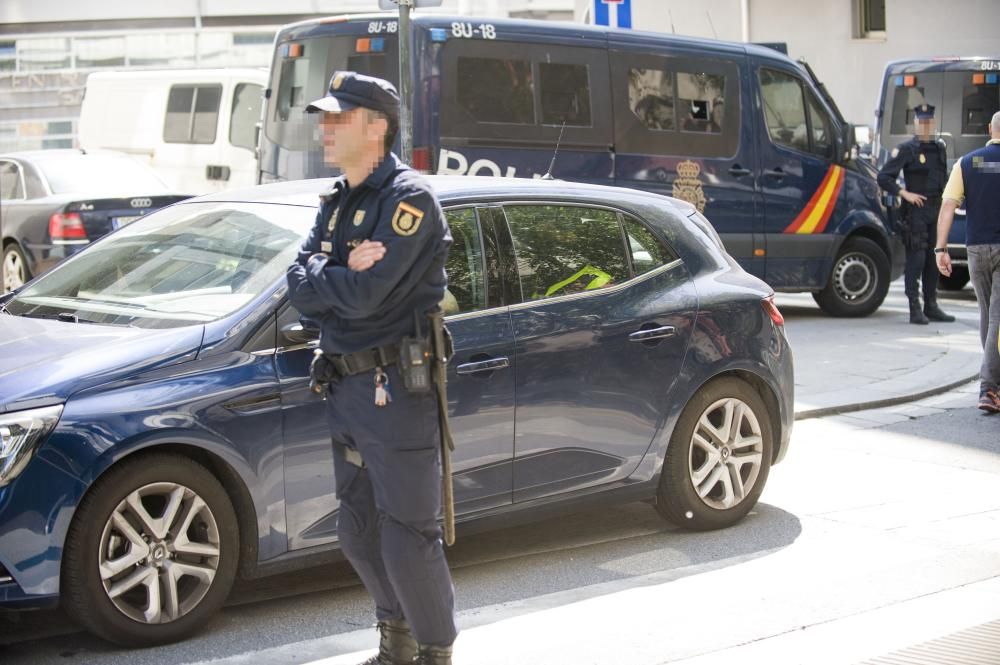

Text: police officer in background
xmin=286 ymin=71 xmax=457 ymax=665
xmin=878 ymin=103 xmax=956 ymax=325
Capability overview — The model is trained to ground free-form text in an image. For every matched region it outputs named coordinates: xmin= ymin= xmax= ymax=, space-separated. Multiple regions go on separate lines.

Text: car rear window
xmin=36 ymin=154 xmax=168 ymax=194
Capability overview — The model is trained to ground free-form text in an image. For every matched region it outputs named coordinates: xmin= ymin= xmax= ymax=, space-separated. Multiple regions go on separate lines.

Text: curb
xmin=794 ymin=373 xmax=980 ymax=421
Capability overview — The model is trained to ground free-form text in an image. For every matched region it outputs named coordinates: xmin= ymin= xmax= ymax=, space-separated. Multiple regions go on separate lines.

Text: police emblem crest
xmin=919 ymin=153 xmax=926 ymax=164
xmin=353 ymin=210 xmax=366 ymax=226
xmin=672 ymin=160 xmax=707 ymax=213
xmin=392 ymin=201 xmax=425 ymax=236
xmin=332 ymin=73 xmax=346 ymax=91
xmin=327 ymin=209 xmax=338 ymax=233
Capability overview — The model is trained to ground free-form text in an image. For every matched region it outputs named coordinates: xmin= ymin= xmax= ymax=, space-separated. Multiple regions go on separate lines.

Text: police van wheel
xmin=62 ymin=453 xmax=239 ymax=646
xmin=813 ymin=237 xmax=889 ymax=317
xmin=938 ymin=266 xmax=970 ymax=291
xmin=654 ymin=377 xmax=773 ymax=531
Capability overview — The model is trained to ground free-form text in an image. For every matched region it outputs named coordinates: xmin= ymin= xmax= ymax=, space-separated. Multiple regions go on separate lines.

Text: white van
xmin=78 ymin=69 xmax=267 ymax=194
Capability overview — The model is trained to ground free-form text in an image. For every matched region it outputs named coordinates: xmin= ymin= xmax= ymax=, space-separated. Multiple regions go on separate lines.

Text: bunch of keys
xmin=374 ymin=366 xmax=392 ymax=407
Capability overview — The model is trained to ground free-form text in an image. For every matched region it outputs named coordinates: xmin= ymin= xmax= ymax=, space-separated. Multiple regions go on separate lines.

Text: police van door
xmin=277 ymin=206 xmax=516 ymax=550
xmin=755 ymin=64 xmax=845 ymax=288
xmin=610 ymin=46 xmax=763 ymax=278
xmin=498 ymin=202 xmax=696 ymax=503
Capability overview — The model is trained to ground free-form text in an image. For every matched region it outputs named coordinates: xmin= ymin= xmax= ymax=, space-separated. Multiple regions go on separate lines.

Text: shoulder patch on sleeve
xmin=392 ymin=200 xmax=426 ymax=237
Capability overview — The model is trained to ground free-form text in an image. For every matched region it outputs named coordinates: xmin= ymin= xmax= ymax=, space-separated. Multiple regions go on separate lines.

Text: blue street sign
xmin=593 ymin=0 xmax=632 ymax=29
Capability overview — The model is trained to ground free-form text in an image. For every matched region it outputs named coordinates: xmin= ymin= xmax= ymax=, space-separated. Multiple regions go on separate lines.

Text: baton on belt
xmin=428 ymin=308 xmax=456 ymax=546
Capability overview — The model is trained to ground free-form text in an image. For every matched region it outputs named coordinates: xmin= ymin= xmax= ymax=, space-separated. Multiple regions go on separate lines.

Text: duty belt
xmin=325 ymin=345 xmax=399 ymax=377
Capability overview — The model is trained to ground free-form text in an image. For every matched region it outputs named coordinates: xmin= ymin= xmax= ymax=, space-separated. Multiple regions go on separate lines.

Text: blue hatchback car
xmin=0 ymin=176 xmax=793 ymax=646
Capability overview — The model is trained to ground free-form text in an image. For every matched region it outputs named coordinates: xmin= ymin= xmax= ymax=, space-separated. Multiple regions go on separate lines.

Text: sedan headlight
xmin=0 ymin=405 xmax=63 ymax=488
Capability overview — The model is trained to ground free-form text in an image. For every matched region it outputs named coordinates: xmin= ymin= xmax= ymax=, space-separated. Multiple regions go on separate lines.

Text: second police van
xmin=258 ymin=14 xmax=902 ymax=317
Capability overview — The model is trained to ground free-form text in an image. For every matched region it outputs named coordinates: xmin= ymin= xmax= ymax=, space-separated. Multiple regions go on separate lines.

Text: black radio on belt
xmin=398 ymin=312 xmax=433 ymax=394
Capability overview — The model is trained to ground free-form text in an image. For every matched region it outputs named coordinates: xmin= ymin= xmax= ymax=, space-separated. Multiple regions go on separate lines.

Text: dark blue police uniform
xmin=285 ymin=72 xmax=457 ymax=661
xmin=877 ymin=103 xmax=954 ymax=323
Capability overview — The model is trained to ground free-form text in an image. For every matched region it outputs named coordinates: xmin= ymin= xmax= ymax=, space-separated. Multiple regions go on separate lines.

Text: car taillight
xmin=761 ymin=295 xmax=784 ymax=327
xmin=49 ymin=213 xmax=87 ymax=240
xmin=412 ymin=146 xmax=432 ymax=174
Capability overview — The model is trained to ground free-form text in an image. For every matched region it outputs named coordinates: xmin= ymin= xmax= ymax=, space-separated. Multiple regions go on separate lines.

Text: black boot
xmin=359 ymin=620 xmax=417 ymax=665
xmin=924 ymin=299 xmax=955 ymax=322
xmin=413 ymin=644 xmax=453 ymax=665
xmin=908 ymin=298 xmax=929 ymax=325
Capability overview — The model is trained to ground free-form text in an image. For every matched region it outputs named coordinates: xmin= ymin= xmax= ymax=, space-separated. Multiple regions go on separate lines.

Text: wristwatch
xmin=933 ymin=247 xmax=948 ymax=254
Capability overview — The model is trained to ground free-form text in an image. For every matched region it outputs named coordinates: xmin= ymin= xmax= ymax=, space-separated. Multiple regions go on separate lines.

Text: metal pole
xmin=397 ymin=0 xmax=413 ymax=163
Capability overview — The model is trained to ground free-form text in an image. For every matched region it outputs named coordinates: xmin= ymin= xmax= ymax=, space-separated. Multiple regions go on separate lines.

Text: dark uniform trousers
xmin=902 ymin=196 xmax=942 ymax=301
xmin=326 ymin=365 xmax=457 ymax=647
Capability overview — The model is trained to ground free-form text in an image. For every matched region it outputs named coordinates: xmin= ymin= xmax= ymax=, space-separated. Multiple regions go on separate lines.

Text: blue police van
xmin=259 ymin=14 xmax=901 ymax=317
xmin=873 ymin=56 xmax=1000 ymax=291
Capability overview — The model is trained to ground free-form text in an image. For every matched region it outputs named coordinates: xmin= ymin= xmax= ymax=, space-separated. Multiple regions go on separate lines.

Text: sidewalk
xmin=779 ymin=280 xmax=984 ymax=419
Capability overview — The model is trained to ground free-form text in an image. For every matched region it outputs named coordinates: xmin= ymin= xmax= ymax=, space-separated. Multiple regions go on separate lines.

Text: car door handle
xmin=456 ymin=357 xmax=510 ymax=375
xmin=728 ymin=164 xmax=752 ymax=177
xmin=763 ymin=167 xmax=785 ymax=181
xmin=629 ymin=326 xmax=676 ymax=342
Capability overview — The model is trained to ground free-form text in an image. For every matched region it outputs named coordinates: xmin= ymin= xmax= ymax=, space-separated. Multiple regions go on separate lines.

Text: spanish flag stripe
xmin=797 ymin=166 xmax=843 ymax=234
xmin=784 ymin=166 xmax=837 ymax=234
xmin=808 ymin=168 xmax=845 ymax=234
xmin=784 ymin=165 xmax=844 ymax=234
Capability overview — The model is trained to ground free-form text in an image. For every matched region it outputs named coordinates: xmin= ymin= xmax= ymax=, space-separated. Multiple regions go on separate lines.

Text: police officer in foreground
xmin=286 ymin=71 xmax=457 ymax=665
xmin=877 ymin=103 xmax=956 ymax=324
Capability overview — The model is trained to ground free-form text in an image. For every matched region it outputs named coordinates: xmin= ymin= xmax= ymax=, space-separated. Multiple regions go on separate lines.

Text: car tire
xmin=812 ymin=237 xmax=890 ymax=318
xmin=62 ymin=453 xmax=239 ymax=647
xmin=939 ymin=266 xmax=970 ymax=291
xmin=655 ymin=377 xmax=773 ymax=531
xmin=2 ymin=242 xmax=31 ymax=292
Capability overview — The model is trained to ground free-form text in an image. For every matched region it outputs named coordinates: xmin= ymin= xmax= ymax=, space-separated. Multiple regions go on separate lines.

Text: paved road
xmin=2 ymin=377 xmax=997 ymax=665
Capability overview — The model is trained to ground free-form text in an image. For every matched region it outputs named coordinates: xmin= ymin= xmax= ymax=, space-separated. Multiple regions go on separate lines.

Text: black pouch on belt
xmin=398 ymin=311 xmax=433 ymax=394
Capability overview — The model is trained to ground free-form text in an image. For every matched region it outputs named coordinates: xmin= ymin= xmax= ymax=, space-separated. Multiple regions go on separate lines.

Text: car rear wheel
xmin=939 ymin=266 xmax=970 ymax=291
xmin=812 ymin=237 xmax=890 ymax=317
xmin=2 ymin=242 xmax=31 ymax=292
xmin=655 ymin=377 xmax=773 ymax=530
xmin=62 ymin=454 xmax=239 ymax=646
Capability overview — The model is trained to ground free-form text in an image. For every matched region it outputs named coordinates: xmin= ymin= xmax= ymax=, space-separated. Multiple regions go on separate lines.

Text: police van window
xmin=962 ymin=82 xmax=999 ymax=135
xmin=611 ymin=51 xmax=740 ymax=158
xmin=806 ymin=91 xmax=834 ymax=159
xmin=539 ymin=62 xmax=591 ymax=126
xmin=164 ymin=84 xmax=222 ymax=144
xmin=888 ymin=82 xmax=929 ymax=135
xmin=0 ymin=161 xmax=24 ymax=200
xmin=678 ymin=72 xmax=725 ymax=134
xmin=759 ymin=68 xmax=808 ymax=153
xmin=622 ymin=216 xmax=678 ymax=275
xmin=442 ymin=208 xmax=487 ymax=315
xmin=628 ymin=68 xmax=675 ymax=131
xmin=457 ymin=56 xmax=534 ymax=124
xmin=503 ymin=205 xmax=629 ymax=302
xmin=229 ymin=83 xmax=263 ymax=151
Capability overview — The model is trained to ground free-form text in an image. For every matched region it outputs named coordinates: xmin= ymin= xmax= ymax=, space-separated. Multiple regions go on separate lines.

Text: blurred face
xmin=915 ymin=116 xmax=935 ymax=139
xmin=318 ymin=108 xmax=367 ymax=169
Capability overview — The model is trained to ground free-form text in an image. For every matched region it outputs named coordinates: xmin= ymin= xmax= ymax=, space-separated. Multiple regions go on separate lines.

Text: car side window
xmin=443 ymin=208 xmax=487 ymax=315
xmin=503 ymin=205 xmax=630 ymax=302
xmin=164 ymin=84 xmax=222 ymax=144
xmin=230 ymin=83 xmax=263 ymax=151
xmin=622 ymin=216 xmax=679 ymax=275
xmin=759 ymin=67 xmax=809 ymax=154
xmin=0 ymin=161 xmax=24 ymax=200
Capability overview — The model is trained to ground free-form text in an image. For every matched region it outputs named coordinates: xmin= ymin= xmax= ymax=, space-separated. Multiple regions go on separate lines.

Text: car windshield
xmin=6 ymin=201 xmax=314 ymax=328
xmin=36 ymin=153 xmax=169 ymax=194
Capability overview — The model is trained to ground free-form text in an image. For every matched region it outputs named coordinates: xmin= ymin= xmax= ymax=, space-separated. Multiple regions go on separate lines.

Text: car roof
xmin=0 ymin=149 xmax=133 ymax=162
xmin=188 ymin=175 xmax=698 ymax=215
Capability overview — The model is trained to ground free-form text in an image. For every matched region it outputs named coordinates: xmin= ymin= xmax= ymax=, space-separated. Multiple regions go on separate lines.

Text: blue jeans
xmin=967 ymin=244 xmax=1000 ymax=393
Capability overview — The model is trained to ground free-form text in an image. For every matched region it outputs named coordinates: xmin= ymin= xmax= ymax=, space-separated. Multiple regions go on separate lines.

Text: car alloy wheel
xmin=655 ymin=377 xmax=774 ymax=530
xmin=98 ymin=482 xmax=221 ymax=624
xmin=688 ymin=397 xmax=764 ymax=510
xmin=2 ymin=244 xmax=29 ymax=292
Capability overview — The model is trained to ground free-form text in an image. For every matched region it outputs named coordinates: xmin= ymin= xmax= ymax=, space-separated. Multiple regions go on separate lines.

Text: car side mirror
xmin=281 ymin=322 xmax=319 ymax=345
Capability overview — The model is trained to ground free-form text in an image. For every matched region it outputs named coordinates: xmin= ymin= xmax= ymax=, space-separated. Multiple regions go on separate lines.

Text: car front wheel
xmin=655 ymin=377 xmax=774 ymax=530
xmin=62 ymin=454 xmax=239 ymax=646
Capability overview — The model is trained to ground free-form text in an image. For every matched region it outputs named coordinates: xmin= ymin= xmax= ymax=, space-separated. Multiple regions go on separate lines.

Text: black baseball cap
xmin=305 ymin=71 xmax=399 ymax=121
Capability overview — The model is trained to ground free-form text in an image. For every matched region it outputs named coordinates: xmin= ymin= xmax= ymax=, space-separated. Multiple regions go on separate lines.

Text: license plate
xmin=112 ymin=216 xmax=140 ymax=230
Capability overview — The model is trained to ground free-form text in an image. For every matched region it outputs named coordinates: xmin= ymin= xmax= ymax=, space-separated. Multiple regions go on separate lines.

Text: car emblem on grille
xmin=130 ymin=198 xmax=152 ymax=209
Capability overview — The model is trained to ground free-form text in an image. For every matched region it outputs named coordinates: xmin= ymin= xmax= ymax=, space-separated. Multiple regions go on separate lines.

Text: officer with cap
xmin=286 ymin=71 xmax=457 ymax=665
xmin=878 ymin=103 xmax=955 ymax=324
